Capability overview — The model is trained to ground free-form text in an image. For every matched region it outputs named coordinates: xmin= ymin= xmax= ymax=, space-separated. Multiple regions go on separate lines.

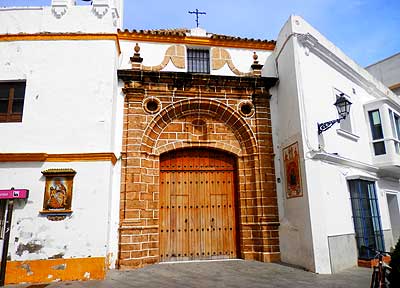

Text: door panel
xmin=160 ymin=149 xmax=236 ymax=262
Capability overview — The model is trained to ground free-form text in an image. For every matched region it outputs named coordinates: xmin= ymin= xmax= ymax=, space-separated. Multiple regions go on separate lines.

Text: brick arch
xmin=141 ymin=99 xmax=257 ymax=155
xmin=155 ymin=139 xmax=242 ymax=157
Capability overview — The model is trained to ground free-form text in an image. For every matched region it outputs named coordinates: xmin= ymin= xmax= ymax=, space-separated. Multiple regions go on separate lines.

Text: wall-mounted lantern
xmin=317 ymin=94 xmax=352 ymax=134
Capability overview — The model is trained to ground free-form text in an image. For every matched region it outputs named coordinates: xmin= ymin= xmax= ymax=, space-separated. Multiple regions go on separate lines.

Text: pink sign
xmin=0 ymin=189 xmax=29 ymax=199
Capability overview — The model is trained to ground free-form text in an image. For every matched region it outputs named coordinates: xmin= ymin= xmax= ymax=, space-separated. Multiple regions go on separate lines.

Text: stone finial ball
xmin=134 ymin=43 xmax=140 ymax=53
xmin=253 ymin=52 xmax=258 ymax=61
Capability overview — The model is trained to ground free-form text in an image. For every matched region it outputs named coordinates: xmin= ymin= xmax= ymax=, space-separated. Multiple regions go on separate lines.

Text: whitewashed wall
xmin=0 ymin=161 xmax=113 ymax=261
xmin=0 ymin=0 xmax=122 ymax=34
xmin=273 ymin=15 xmax=400 ymax=274
xmin=0 ymin=19 xmax=123 ymax=267
xmin=270 ymin=17 xmax=316 ymax=272
xmin=0 ymin=40 xmax=119 ymax=154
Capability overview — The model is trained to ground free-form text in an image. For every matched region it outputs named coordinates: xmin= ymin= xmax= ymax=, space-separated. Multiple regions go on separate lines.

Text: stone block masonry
xmin=117 ymin=70 xmax=280 ymax=269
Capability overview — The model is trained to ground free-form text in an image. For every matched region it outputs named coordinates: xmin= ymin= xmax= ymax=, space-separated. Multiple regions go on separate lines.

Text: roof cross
xmin=188 ymin=9 xmax=206 ymax=28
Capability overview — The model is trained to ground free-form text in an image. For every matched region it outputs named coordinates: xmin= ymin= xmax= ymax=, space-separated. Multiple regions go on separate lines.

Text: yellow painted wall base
xmin=5 ymin=257 xmax=106 ymax=285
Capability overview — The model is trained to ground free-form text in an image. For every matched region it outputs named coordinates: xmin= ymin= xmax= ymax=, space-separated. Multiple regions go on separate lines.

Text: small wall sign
xmin=0 ymin=189 xmax=29 ymax=200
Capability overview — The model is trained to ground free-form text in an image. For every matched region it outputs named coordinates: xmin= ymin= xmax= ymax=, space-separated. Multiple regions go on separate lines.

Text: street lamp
xmin=317 ymin=94 xmax=352 ymax=134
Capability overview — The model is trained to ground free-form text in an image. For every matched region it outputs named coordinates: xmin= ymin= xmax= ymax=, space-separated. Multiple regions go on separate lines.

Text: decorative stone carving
xmin=130 ymin=43 xmax=143 ymax=70
xmin=92 ymin=0 xmax=110 ymax=18
xmin=51 ymin=6 xmax=68 ymax=18
xmin=51 ymin=0 xmax=72 ymax=18
xmin=111 ymin=7 xmax=119 ymax=27
xmin=142 ymin=45 xmax=186 ymax=71
xmin=211 ymin=47 xmax=252 ymax=76
xmin=251 ymin=52 xmax=263 ymax=76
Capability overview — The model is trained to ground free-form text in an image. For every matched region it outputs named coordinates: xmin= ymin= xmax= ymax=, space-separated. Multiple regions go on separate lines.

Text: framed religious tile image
xmin=283 ymin=142 xmax=303 ymax=198
xmin=40 ymin=169 xmax=76 ymax=216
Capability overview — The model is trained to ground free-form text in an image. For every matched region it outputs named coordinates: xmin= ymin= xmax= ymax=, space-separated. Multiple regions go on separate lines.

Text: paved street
xmin=8 ymin=260 xmax=371 ymax=288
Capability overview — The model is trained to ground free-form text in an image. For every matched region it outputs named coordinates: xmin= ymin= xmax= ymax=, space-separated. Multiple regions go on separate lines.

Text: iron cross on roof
xmin=188 ymin=9 xmax=206 ymax=28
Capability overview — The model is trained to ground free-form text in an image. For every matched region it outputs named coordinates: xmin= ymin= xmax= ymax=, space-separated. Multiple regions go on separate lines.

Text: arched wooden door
xmin=159 ymin=148 xmax=237 ymax=262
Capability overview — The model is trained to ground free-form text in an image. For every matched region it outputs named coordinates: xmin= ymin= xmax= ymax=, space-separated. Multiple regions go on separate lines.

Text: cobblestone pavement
xmin=8 ymin=260 xmax=371 ymax=288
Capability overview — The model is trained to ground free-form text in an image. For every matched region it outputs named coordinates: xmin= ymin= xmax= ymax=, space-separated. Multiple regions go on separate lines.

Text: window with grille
xmin=368 ymin=109 xmax=386 ymax=155
xmin=0 ymin=82 xmax=26 ymax=123
xmin=348 ymin=180 xmax=385 ymax=259
xmin=187 ymin=48 xmax=210 ymax=74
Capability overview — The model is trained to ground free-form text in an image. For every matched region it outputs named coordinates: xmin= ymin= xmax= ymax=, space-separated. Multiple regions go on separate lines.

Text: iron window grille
xmin=0 ymin=82 xmax=26 ymax=123
xmin=187 ymin=48 xmax=210 ymax=74
xmin=348 ymin=180 xmax=385 ymax=259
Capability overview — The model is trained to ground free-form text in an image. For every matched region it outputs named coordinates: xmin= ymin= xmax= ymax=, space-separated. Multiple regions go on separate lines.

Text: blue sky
xmin=1 ymin=0 xmax=399 ymax=66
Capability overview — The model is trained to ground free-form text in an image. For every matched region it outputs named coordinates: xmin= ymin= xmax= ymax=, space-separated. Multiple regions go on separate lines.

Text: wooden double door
xmin=159 ymin=148 xmax=237 ymax=262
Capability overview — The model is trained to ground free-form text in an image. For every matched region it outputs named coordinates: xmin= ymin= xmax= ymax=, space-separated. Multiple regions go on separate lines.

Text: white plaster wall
xmin=296 ymin=46 xmax=375 ymax=164
xmin=292 ymin=40 xmax=381 ymax=273
xmin=211 ymin=63 xmax=235 ymax=77
xmin=105 ymin=80 xmax=125 ymax=268
xmin=275 ymin=15 xmax=400 ymax=274
xmin=0 ymin=2 xmax=121 ymax=34
xmin=0 ymin=161 xmax=113 ymax=261
xmin=376 ymin=179 xmax=398 ymax=250
xmin=378 ymin=178 xmax=400 ymax=232
xmin=324 ymin=167 xmax=372 ymax=236
xmin=271 ymin=17 xmax=316 ymax=272
xmin=0 ymin=35 xmax=123 ymax=267
xmin=0 ymin=40 xmax=119 ymax=153
xmin=382 ymin=181 xmax=400 ymax=248
xmin=119 ymin=41 xmax=172 ymax=70
xmin=221 ymin=48 xmax=272 ymax=76
xmin=288 ymin=16 xmax=397 ymax=106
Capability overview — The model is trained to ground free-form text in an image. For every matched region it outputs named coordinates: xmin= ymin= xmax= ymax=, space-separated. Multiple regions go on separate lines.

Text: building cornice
xmin=364 ymin=97 xmax=400 ymax=112
xmin=0 ymin=33 xmax=121 ymax=54
xmin=310 ymin=151 xmax=379 ymax=173
xmin=0 ymin=152 xmax=118 ymax=165
xmin=118 ymin=70 xmax=278 ymax=93
xmin=297 ymin=33 xmax=400 ymax=107
xmin=117 ymin=30 xmax=276 ymax=51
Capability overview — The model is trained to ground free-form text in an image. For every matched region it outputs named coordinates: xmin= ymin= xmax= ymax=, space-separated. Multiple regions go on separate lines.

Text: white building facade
xmin=0 ymin=0 xmax=123 ymax=284
xmin=0 ymin=0 xmax=399 ymax=285
xmin=273 ymin=16 xmax=400 ymax=273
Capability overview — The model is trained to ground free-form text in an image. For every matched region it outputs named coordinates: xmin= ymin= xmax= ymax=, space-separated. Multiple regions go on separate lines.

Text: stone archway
xmin=141 ymin=98 xmax=257 ymax=156
xmin=117 ymin=70 xmax=280 ymax=269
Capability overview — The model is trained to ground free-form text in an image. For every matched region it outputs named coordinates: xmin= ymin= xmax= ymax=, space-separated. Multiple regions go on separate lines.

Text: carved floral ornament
xmin=131 ymin=43 xmax=258 ymax=76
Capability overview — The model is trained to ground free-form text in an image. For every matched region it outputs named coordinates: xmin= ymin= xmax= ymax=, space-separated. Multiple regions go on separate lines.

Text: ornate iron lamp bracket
xmin=318 ymin=116 xmax=347 ymax=135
